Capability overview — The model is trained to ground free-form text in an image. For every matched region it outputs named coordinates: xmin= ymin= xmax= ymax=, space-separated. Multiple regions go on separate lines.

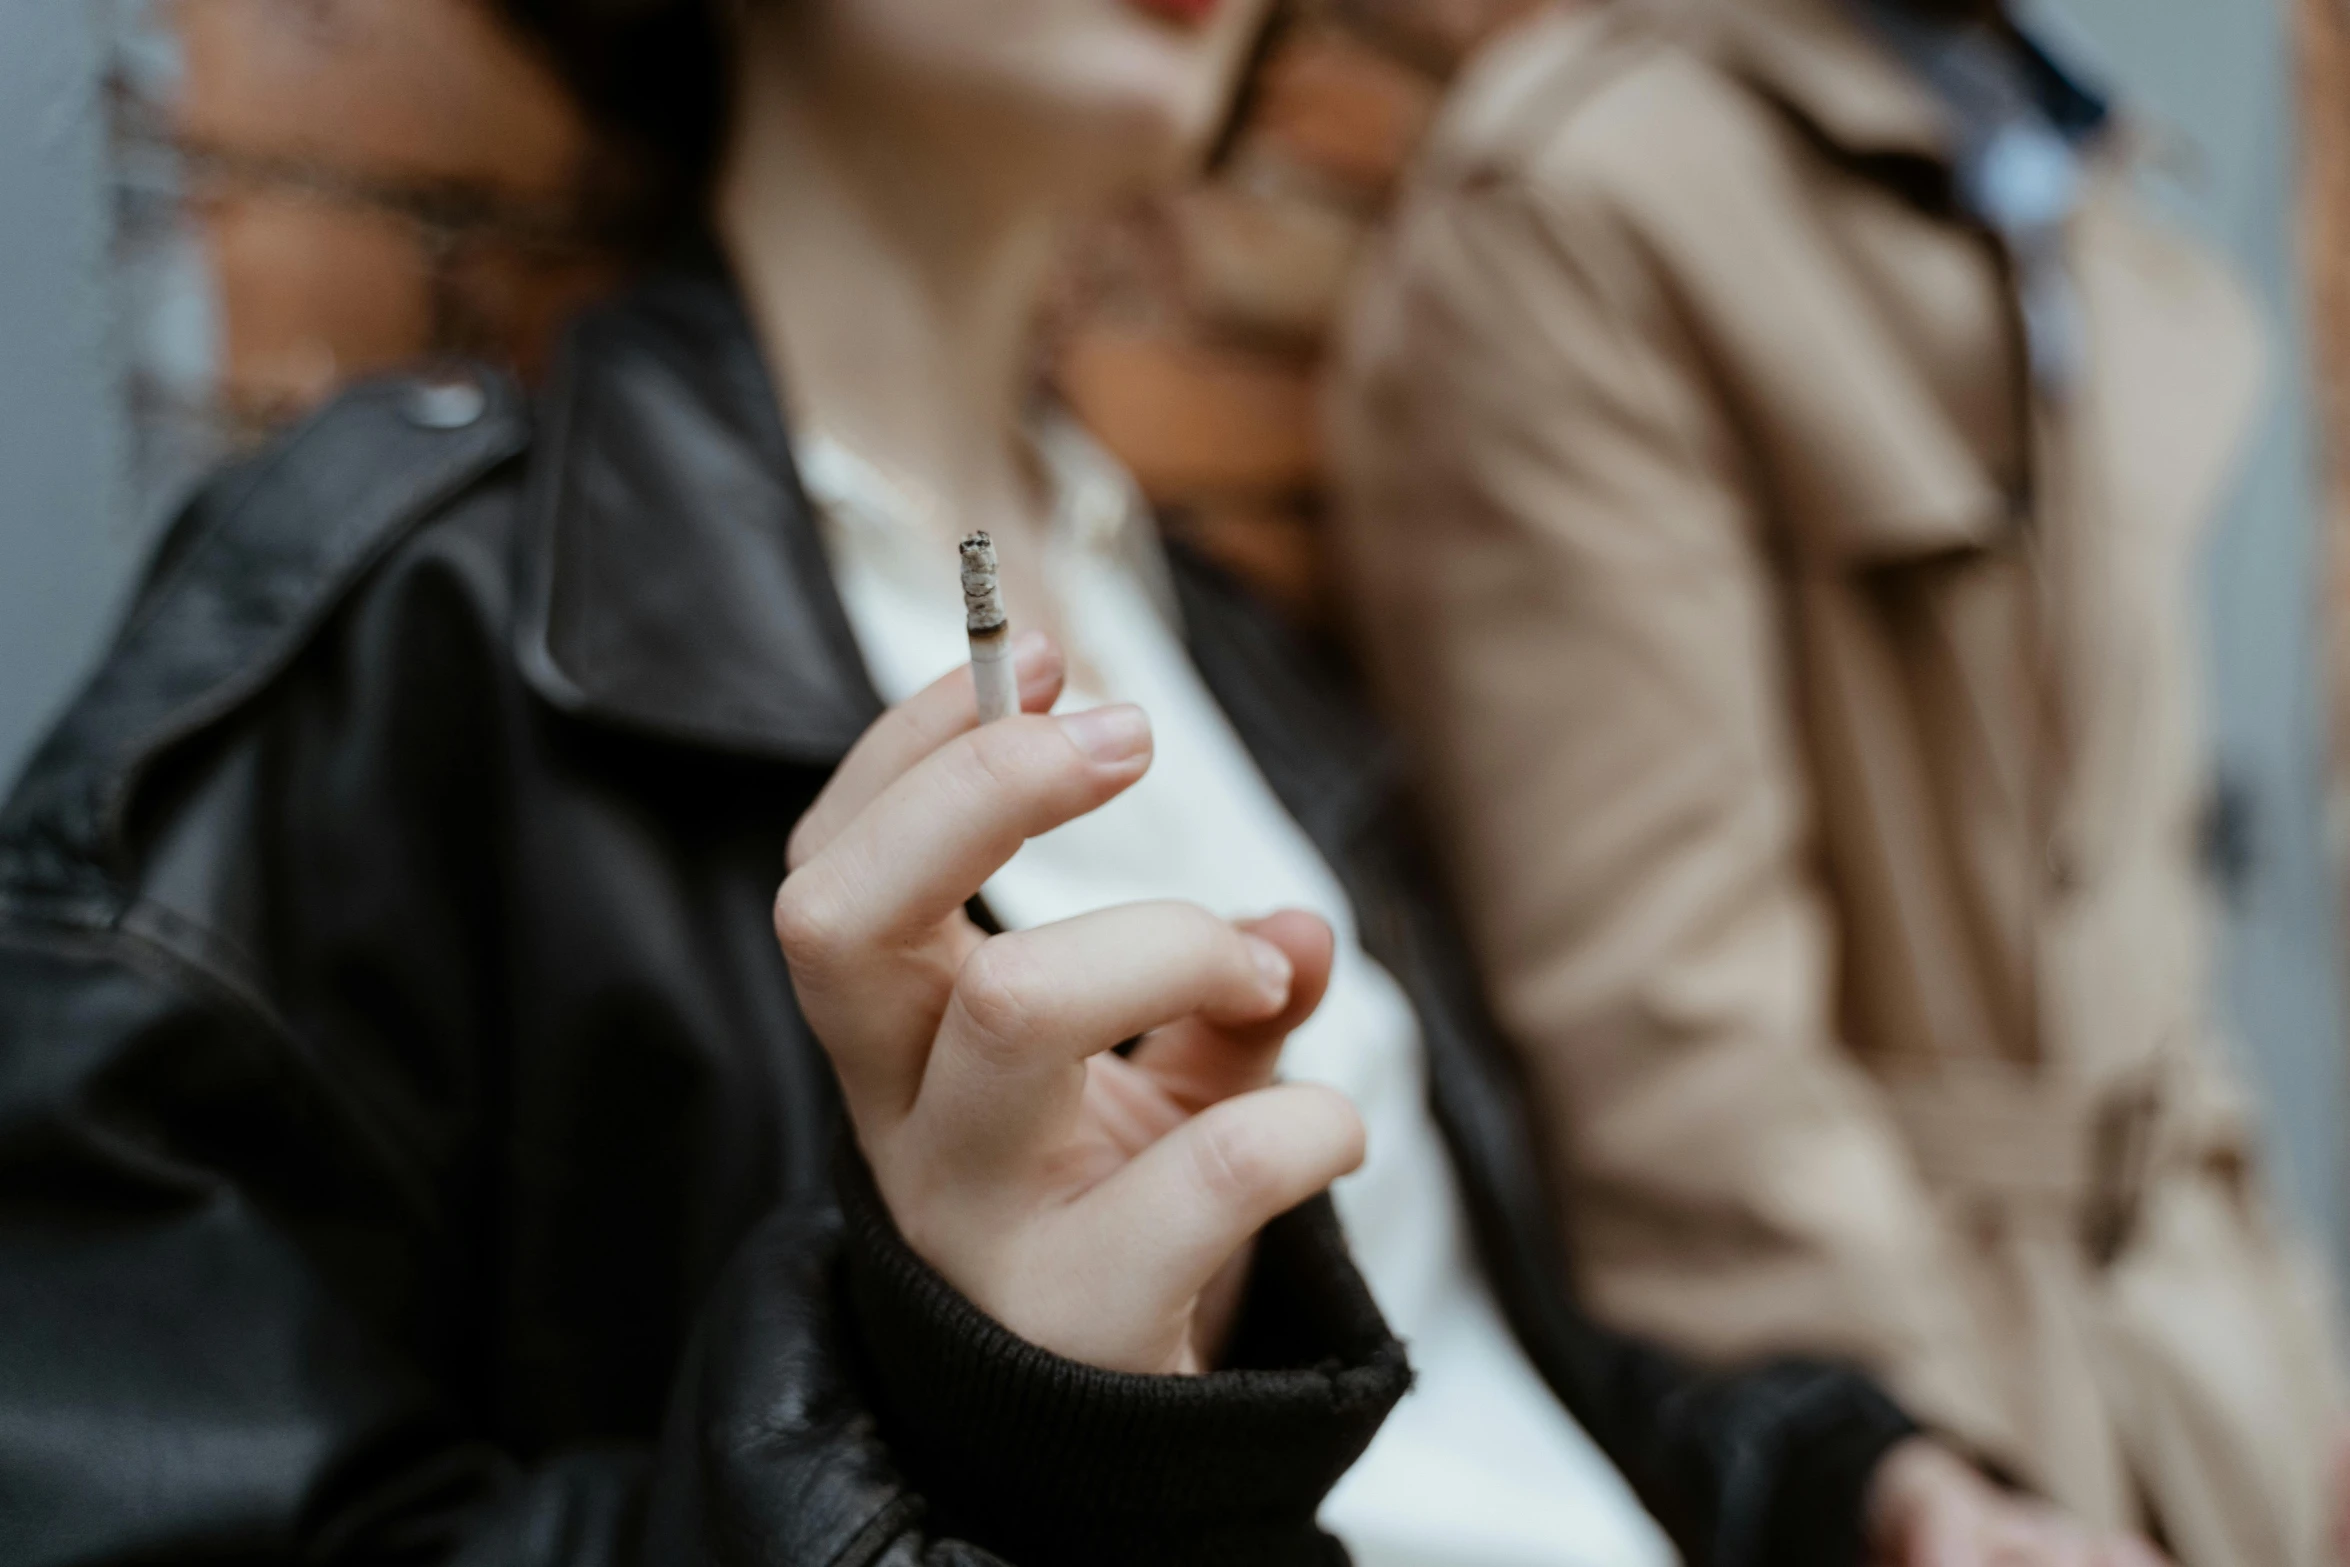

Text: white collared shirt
xmin=802 ymin=419 xmax=1677 ymax=1567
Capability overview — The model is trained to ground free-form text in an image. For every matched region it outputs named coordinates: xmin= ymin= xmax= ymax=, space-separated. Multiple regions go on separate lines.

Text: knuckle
xmin=772 ymin=873 xmax=849 ymax=968
xmin=1161 ymin=898 xmax=1233 ymax=946
xmin=1133 ymin=899 xmax=1240 ymax=973
xmin=1199 ymin=908 xmax=1262 ymax=974
xmin=1190 ymin=1113 xmax=1278 ymax=1208
xmin=952 ymin=937 xmax=1050 ymax=1058
xmin=1170 ymin=906 xmax=1281 ymax=1005
xmin=959 ymin=720 xmax=1027 ymax=783
xmin=902 ymin=690 xmax=967 ymax=754
xmin=782 ymin=812 xmax=820 ymax=873
xmin=963 ymin=718 xmax=1079 ymax=802
xmin=1175 ymin=912 xmax=1251 ymax=991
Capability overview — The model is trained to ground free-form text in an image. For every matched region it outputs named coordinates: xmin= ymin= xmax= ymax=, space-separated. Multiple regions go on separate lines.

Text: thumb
xmin=1068 ymin=1080 xmax=1365 ymax=1352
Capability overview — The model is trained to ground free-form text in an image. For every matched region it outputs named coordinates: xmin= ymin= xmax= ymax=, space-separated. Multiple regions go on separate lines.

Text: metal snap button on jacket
xmin=404 ymin=375 xmax=487 ymax=431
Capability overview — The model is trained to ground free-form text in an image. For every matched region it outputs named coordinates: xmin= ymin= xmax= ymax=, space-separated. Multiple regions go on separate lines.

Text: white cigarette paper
xmin=960 ymin=531 xmax=1017 ymax=724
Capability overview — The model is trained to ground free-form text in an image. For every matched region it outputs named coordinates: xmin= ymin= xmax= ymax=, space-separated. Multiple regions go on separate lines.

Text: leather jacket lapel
xmin=515 ymin=267 xmax=883 ymax=765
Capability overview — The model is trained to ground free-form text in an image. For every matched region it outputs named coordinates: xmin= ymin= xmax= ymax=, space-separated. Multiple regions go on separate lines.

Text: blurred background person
xmin=0 ymin=0 xmax=2160 ymax=1562
xmin=1332 ymin=1 xmax=2347 ymax=1564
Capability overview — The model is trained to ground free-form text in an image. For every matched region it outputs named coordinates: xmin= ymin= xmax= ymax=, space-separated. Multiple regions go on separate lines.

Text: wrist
xmin=836 ymin=1143 xmax=1406 ymax=1567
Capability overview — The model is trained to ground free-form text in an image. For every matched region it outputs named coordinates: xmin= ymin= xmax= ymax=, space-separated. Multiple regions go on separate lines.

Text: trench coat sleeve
xmin=1330 ymin=172 xmax=2013 ymax=1459
xmin=0 ymin=464 xmax=1402 ymax=1566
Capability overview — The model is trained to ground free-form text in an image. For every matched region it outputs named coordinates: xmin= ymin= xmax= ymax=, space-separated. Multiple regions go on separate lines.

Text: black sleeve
xmin=828 ymin=1150 xmax=1406 ymax=1567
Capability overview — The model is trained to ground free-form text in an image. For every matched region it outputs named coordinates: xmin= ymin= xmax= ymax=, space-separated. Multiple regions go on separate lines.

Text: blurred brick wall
xmin=113 ymin=0 xmax=1545 ymax=619
xmin=1048 ymin=1 xmax=1549 ymax=617
xmin=112 ymin=0 xmax=624 ymax=489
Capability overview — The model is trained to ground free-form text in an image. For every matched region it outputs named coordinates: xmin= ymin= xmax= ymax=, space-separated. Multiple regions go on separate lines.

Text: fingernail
xmin=1059 ymin=704 xmax=1150 ymax=765
xmin=1246 ymin=936 xmax=1293 ymax=1002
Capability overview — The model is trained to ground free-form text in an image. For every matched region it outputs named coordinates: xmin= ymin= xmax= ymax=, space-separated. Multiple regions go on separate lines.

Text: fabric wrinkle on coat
xmin=1328 ymin=0 xmax=2346 ymax=1563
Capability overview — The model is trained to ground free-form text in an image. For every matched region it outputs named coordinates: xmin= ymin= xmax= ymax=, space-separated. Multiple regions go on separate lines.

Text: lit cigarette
xmin=960 ymin=531 xmax=1016 ymax=724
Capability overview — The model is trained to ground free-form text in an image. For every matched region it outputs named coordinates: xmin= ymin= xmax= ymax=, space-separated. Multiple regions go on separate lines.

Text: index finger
xmin=783 ymin=705 xmax=1154 ymax=982
xmin=787 ymin=630 xmax=1063 ymax=871
xmin=774 ymin=702 xmax=1152 ymax=1127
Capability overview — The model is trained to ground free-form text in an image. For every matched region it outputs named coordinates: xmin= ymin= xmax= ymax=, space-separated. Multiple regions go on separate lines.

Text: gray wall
xmin=0 ymin=0 xmax=132 ymax=792
xmin=2033 ymin=0 xmax=2350 ymax=1273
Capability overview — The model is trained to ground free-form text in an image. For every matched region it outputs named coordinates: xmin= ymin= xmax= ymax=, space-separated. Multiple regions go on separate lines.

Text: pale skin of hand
xmin=1868 ymin=1440 xmax=2171 ymax=1567
xmin=774 ymin=631 xmax=1364 ymax=1375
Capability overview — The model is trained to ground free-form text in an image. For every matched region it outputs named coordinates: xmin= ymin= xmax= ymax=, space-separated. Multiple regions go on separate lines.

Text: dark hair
xmin=496 ymin=0 xmax=734 ymax=244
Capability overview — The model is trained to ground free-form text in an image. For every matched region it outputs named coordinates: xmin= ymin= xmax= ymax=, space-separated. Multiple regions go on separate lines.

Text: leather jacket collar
xmin=514 ymin=264 xmax=884 ymax=766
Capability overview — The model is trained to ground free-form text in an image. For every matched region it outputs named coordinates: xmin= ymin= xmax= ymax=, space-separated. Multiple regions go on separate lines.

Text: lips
xmin=1125 ymin=0 xmax=1221 ymax=24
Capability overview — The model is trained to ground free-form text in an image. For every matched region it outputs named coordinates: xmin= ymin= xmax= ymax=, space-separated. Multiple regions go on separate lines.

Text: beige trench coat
xmin=1330 ymin=2 xmax=2343 ymax=1561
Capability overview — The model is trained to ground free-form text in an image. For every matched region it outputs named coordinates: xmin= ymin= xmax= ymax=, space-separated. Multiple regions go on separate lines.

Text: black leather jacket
xmin=0 ymin=268 xmax=1912 ymax=1566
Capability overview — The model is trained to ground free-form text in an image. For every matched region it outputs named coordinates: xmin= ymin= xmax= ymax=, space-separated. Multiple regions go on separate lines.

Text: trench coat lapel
xmin=2040 ymin=187 xmax=2265 ymax=880
xmin=1650 ymin=0 xmax=2015 ymax=566
xmin=1691 ymin=0 xmax=2265 ymax=887
xmin=1701 ymin=0 xmax=1952 ymax=160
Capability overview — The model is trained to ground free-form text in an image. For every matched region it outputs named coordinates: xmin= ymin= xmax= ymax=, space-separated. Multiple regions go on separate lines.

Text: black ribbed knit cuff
xmin=1759 ymin=1368 xmax=1919 ymax=1567
xmin=837 ymin=1147 xmax=1408 ymax=1567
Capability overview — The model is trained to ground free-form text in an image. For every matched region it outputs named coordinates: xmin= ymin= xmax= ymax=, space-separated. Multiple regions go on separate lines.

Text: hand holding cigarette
xmin=774 ymin=627 xmax=1361 ymax=1376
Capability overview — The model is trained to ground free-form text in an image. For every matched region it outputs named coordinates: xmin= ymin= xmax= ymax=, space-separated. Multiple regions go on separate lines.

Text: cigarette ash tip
xmin=959 ymin=531 xmax=1006 ymax=637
